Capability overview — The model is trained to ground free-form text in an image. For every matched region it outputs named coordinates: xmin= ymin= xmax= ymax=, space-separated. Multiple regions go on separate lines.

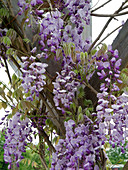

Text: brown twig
xmin=73 ymin=78 xmax=98 ymax=95
xmin=91 ymin=0 xmax=100 ymax=10
xmin=40 ymin=129 xmax=56 ymax=153
xmin=39 ymin=92 xmax=65 ymax=136
xmin=2 ymin=55 xmax=12 ymax=84
xmin=88 ymin=0 xmax=128 ymax=54
xmin=39 ymin=134 xmax=48 ymax=169
xmin=96 ymin=24 xmax=123 ymax=47
xmin=91 ymin=0 xmax=112 ymax=13
xmin=91 ymin=11 xmax=128 ymax=17
xmin=8 ymin=55 xmax=23 ymax=74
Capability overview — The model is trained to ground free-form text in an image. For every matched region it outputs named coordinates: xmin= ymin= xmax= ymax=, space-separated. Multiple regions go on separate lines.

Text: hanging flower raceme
xmin=96 ymin=45 xmax=128 ymax=150
xmin=53 ymin=55 xmax=80 ymax=113
xmin=51 ymin=117 xmax=102 ymax=170
xmin=3 ymin=112 xmax=32 ymax=169
xmin=20 ymin=53 xmax=48 ymax=101
xmin=39 ymin=11 xmax=64 ymax=58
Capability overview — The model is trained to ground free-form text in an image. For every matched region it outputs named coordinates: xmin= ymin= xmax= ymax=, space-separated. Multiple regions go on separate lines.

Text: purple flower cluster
xmin=39 ymin=11 xmax=63 ymax=57
xmin=4 ymin=112 xmax=32 ymax=169
xmin=20 ymin=54 xmax=48 ymax=100
xmin=63 ymin=26 xmax=91 ymax=52
xmin=96 ymin=45 xmax=128 ymax=150
xmin=97 ymin=92 xmax=128 ymax=151
xmin=51 ymin=117 xmax=101 ymax=170
xmin=18 ymin=0 xmax=43 ymax=9
xmin=31 ymin=113 xmax=47 ymax=133
xmin=53 ymin=56 xmax=80 ymax=113
xmin=18 ymin=0 xmax=44 ymax=25
xmin=65 ymin=0 xmax=91 ymax=30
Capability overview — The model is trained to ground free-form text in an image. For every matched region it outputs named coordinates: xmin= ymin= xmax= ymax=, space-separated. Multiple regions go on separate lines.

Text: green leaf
xmin=3 ymin=36 xmax=11 ymax=46
xmin=66 ymin=111 xmax=72 ymax=115
xmin=70 ymin=102 xmax=76 ymax=112
xmin=78 ymin=106 xmax=82 ymax=114
xmin=2 ymin=102 xmax=7 ymax=109
xmin=74 ymin=69 xmax=78 ymax=74
xmin=6 ymin=48 xmax=14 ymax=55
xmin=0 ymin=8 xmax=9 ymax=18
xmin=78 ymin=113 xmax=84 ymax=122
xmin=78 ymin=86 xmax=85 ymax=98
xmin=91 ymin=49 xmax=97 ymax=56
xmin=65 ymin=117 xmax=71 ymax=122
xmin=80 ymin=52 xmax=85 ymax=65
xmin=84 ymin=99 xmax=92 ymax=106
xmin=6 ymin=29 xmax=17 ymax=41
xmin=12 ymin=74 xmax=17 ymax=84
xmin=23 ymin=38 xmax=30 ymax=44
xmin=85 ymin=110 xmax=91 ymax=117
xmin=18 ymin=101 xmax=23 ymax=110
xmin=88 ymin=107 xmax=93 ymax=112
xmin=0 ymin=87 xmax=4 ymax=95
xmin=0 ymin=102 xmax=3 ymax=109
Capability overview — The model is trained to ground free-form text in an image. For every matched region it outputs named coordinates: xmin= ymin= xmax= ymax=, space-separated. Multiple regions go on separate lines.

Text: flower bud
xmin=80 ymin=52 xmax=85 ymax=65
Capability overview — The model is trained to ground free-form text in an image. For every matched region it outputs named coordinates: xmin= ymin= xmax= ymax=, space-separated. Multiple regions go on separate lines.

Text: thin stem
xmin=96 ymin=24 xmax=123 ymax=47
xmin=0 ymin=98 xmax=12 ymax=108
xmin=39 ymin=134 xmax=48 ymax=169
xmin=39 ymin=92 xmax=65 ymax=136
xmin=91 ymin=0 xmax=100 ymax=10
xmin=47 ymin=0 xmax=53 ymax=11
xmin=88 ymin=0 xmax=128 ymax=54
xmin=91 ymin=0 xmax=112 ymax=12
xmin=8 ymin=55 xmax=23 ymax=74
xmin=91 ymin=11 xmax=128 ymax=17
xmin=2 ymin=54 xmax=12 ymax=84
xmin=73 ymin=78 xmax=98 ymax=95
xmin=40 ymin=129 xmax=56 ymax=153
xmin=122 ymin=5 xmax=128 ymax=11
xmin=86 ymin=82 xmax=98 ymax=95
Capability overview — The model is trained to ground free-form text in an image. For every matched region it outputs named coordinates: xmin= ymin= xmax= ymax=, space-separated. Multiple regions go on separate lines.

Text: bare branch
xmin=1 ymin=45 xmax=12 ymax=84
xmin=91 ymin=0 xmax=100 ymax=10
xmin=39 ymin=92 xmax=65 ymax=136
xmin=73 ymin=78 xmax=98 ymax=95
xmin=39 ymin=134 xmax=48 ymax=169
xmin=88 ymin=0 xmax=128 ymax=54
xmin=91 ymin=0 xmax=112 ymax=13
xmin=8 ymin=55 xmax=23 ymax=74
xmin=91 ymin=11 xmax=128 ymax=17
xmin=40 ymin=129 xmax=56 ymax=153
xmin=3 ymin=55 xmax=12 ymax=84
xmin=96 ymin=24 xmax=123 ymax=47
xmin=122 ymin=5 xmax=128 ymax=11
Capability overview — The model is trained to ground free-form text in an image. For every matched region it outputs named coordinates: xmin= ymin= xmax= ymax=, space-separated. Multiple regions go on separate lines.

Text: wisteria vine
xmin=0 ymin=0 xmax=128 ymax=169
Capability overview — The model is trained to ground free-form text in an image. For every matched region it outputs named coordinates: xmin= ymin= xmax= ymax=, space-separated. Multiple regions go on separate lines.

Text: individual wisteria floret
xmin=53 ymin=55 xmax=80 ymax=113
xmin=51 ymin=117 xmax=102 ymax=170
xmin=96 ymin=45 xmax=128 ymax=151
xmin=4 ymin=112 xmax=32 ymax=169
xmin=20 ymin=53 xmax=48 ymax=101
